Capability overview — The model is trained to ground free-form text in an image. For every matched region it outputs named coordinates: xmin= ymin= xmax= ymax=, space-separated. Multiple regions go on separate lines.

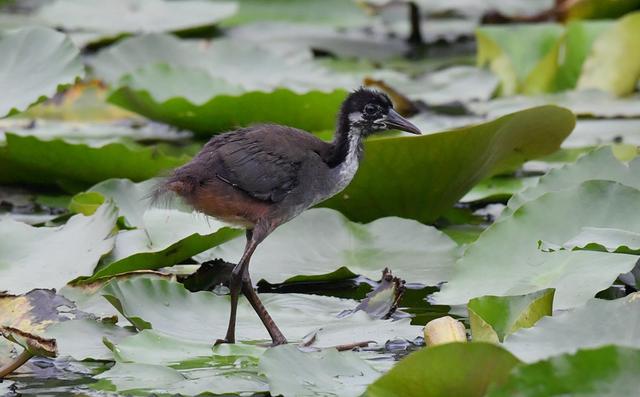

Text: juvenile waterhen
xmin=158 ymin=88 xmax=421 ymax=346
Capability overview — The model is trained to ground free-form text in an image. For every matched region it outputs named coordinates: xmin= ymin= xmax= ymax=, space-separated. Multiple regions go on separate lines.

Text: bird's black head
xmin=338 ymin=88 xmax=421 ymax=136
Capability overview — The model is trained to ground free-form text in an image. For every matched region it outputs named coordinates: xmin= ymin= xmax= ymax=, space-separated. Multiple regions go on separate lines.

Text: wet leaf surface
xmin=504 ymin=293 xmax=640 ymax=362
xmin=0 ymin=27 xmax=84 ymax=117
xmin=0 ymin=203 xmax=117 ymax=294
xmin=468 ymin=289 xmax=554 ymax=343
xmin=367 ymin=342 xmax=521 ymax=397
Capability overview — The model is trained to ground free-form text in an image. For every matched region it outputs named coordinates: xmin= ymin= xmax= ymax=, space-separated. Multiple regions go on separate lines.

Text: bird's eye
xmin=363 ymin=104 xmax=378 ymax=115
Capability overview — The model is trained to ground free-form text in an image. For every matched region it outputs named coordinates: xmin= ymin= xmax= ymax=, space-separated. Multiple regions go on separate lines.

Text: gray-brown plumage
xmin=157 ymin=88 xmax=421 ymax=346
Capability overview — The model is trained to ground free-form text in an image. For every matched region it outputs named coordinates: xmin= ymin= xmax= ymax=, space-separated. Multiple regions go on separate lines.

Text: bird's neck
xmin=326 ymin=120 xmax=364 ymax=168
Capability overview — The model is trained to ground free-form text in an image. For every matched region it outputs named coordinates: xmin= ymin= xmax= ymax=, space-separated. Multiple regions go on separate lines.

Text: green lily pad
xmin=90 ymin=33 xmax=353 ymax=136
xmin=476 ymin=24 xmax=564 ymax=95
xmin=541 ymin=226 xmax=640 ymax=254
xmin=197 ymin=208 xmax=459 ymax=286
xmin=366 ymin=342 xmax=521 ymax=397
xmin=469 ymin=90 xmax=640 ymax=119
xmin=0 ymin=203 xmax=117 ymax=294
xmin=577 ymin=12 xmax=640 ymax=96
xmin=461 ymin=176 xmax=538 ymax=203
xmin=36 ymin=0 xmax=238 ymax=42
xmin=0 ymin=26 xmax=84 ymax=117
xmin=45 ymin=319 xmax=134 ymax=361
xmin=504 ymin=293 xmax=640 ymax=362
xmin=0 ymin=133 xmax=189 ymax=189
xmin=91 ymin=208 xmax=242 ymax=281
xmin=468 ymin=289 xmax=554 ymax=343
xmin=505 ymin=146 xmax=640 ymax=217
xmin=217 ymin=0 xmax=371 ymax=27
xmin=432 ymin=181 xmax=640 ymax=310
xmin=320 ymin=105 xmax=574 ymax=223
xmin=93 ymin=361 xmax=268 ymax=396
xmin=487 ymin=345 xmax=640 ymax=397
xmin=102 ymin=277 xmax=421 ymax=347
xmin=260 ymin=345 xmax=380 ymax=397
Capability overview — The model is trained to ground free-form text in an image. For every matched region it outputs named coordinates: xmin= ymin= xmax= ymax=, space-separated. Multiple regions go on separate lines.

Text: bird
xmin=156 ymin=88 xmax=421 ymax=346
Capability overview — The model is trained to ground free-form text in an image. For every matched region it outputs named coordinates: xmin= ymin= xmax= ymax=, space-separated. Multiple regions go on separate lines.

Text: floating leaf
xmin=468 ymin=289 xmax=554 ymax=343
xmin=505 ymin=146 xmax=640 ymax=217
xmin=102 ymin=277 xmax=421 ymax=347
xmin=366 ymin=343 xmax=520 ymax=397
xmin=487 ymin=345 xmax=640 ymax=397
xmin=578 ymin=12 xmax=640 ymax=95
xmin=0 ymin=203 xmax=117 ymax=294
xmin=0 ymin=133 xmax=188 ymax=189
xmin=197 ymin=208 xmax=459 ymax=286
xmin=37 ymin=0 xmax=237 ymax=43
xmin=541 ymin=226 xmax=640 ymax=254
xmin=91 ymin=208 xmax=242 ymax=281
xmin=476 ymin=24 xmax=564 ymax=95
xmin=320 ymin=105 xmax=574 ymax=223
xmin=93 ymin=361 xmax=268 ymax=396
xmin=432 ymin=181 xmax=640 ymax=310
xmin=0 ymin=27 xmax=84 ymax=117
xmin=504 ymin=293 xmax=640 ymax=362
xmin=91 ymin=34 xmax=353 ymax=136
xmin=260 ymin=345 xmax=380 ymax=397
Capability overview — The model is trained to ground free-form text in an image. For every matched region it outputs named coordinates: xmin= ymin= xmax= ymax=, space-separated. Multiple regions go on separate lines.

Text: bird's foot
xmin=214 ymin=338 xmax=235 ymax=346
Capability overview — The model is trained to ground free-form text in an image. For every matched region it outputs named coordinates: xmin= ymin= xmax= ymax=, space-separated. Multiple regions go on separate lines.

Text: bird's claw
xmin=214 ymin=338 xmax=234 ymax=346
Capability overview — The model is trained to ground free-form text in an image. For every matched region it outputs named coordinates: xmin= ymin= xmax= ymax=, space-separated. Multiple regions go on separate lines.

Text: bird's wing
xmin=197 ymin=125 xmax=331 ymax=203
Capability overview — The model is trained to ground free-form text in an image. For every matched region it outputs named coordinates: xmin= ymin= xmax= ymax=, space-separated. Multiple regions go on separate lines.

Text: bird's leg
xmin=215 ymin=230 xmax=258 ymax=345
xmin=241 ymin=275 xmax=287 ymax=346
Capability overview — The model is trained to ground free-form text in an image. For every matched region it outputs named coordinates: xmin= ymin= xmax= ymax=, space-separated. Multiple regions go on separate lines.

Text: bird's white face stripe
xmin=349 ymin=111 xmax=363 ymax=123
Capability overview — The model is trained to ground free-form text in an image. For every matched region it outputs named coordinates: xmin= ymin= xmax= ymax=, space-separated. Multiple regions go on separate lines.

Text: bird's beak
xmin=385 ymin=109 xmax=421 ymax=135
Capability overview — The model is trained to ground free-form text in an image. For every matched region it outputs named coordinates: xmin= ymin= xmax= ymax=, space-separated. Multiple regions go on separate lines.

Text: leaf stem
xmin=0 ymin=350 xmax=33 ymax=379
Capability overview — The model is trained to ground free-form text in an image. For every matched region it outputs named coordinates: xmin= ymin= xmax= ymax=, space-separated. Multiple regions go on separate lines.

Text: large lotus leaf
xmin=36 ymin=0 xmax=237 ymax=40
xmin=487 ymin=345 xmax=640 ymax=397
xmin=217 ymin=0 xmax=371 ymax=27
xmin=578 ymin=12 xmax=640 ymax=95
xmin=0 ymin=133 xmax=188 ymax=189
xmin=68 ymin=179 xmax=243 ymax=280
xmin=93 ymin=361 xmax=268 ymax=396
xmin=468 ymin=289 xmax=554 ymax=343
xmin=90 ymin=34 xmax=353 ymax=135
xmin=45 ymin=319 xmax=134 ymax=361
xmin=0 ymin=203 xmax=117 ymax=294
xmin=102 ymin=278 xmax=421 ymax=347
xmin=196 ymin=208 xmax=459 ymax=286
xmin=108 ymin=73 xmax=348 ymax=136
xmin=564 ymin=0 xmax=640 ymax=20
xmin=504 ymin=293 xmax=640 ymax=362
xmin=90 ymin=208 xmax=242 ymax=280
xmin=260 ymin=345 xmax=380 ymax=397
xmin=320 ymin=105 xmax=574 ymax=223
xmin=228 ymin=22 xmax=409 ymax=60
xmin=554 ymin=21 xmax=611 ymax=90
xmin=431 ymin=181 xmax=640 ymax=310
xmin=108 ymin=329 xmax=265 ymax=366
xmin=469 ymin=90 xmax=640 ymax=119
xmin=542 ymin=226 xmax=640 ymax=254
xmin=366 ymin=342 xmax=521 ymax=397
xmin=0 ymin=27 xmax=84 ymax=117
xmin=0 ymin=119 xmax=188 ymax=146
xmin=476 ymin=24 xmax=564 ymax=95
xmin=505 ymin=146 xmax=640 ymax=217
